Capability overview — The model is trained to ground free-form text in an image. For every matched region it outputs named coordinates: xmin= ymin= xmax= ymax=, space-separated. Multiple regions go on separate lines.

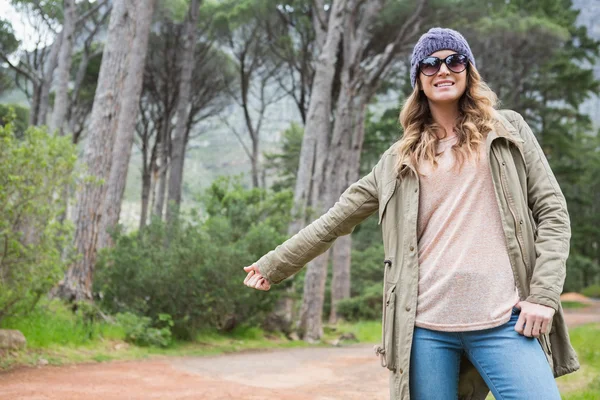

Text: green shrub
xmin=0 ymin=117 xmax=77 ymax=323
xmin=0 ymin=299 xmax=124 ymax=347
xmin=337 ymin=283 xmax=383 ymax=321
xmin=115 ymin=312 xmax=172 ymax=348
xmin=582 ymin=284 xmax=600 ymax=299
xmin=0 ymin=104 xmax=29 ymax=137
xmin=95 ymin=178 xmax=293 ymax=340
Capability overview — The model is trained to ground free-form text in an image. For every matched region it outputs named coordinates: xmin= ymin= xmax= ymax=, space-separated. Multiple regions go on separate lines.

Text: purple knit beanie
xmin=410 ymin=27 xmax=476 ymax=88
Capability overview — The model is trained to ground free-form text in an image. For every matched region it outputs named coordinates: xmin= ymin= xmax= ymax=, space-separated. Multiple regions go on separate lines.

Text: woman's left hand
xmin=514 ymin=301 xmax=555 ymax=338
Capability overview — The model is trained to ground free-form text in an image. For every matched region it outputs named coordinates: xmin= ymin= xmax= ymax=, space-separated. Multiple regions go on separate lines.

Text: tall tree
xmin=166 ymin=0 xmax=202 ymax=222
xmin=215 ymin=0 xmax=286 ymax=188
xmin=326 ymin=0 xmax=426 ymax=324
xmin=291 ymin=0 xmax=349 ymax=341
xmin=97 ymin=0 xmax=156 ymax=249
xmin=56 ymin=0 xmax=137 ymax=301
xmin=138 ymin=16 xmax=233 ymax=226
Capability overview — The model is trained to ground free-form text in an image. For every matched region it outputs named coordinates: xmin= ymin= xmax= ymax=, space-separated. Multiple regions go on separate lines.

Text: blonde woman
xmin=243 ymin=27 xmax=579 ymax=400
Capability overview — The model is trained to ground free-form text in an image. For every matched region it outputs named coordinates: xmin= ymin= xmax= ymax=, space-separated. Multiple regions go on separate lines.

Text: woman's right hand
xmin=243 ymin=264 xmax=271 ymax=291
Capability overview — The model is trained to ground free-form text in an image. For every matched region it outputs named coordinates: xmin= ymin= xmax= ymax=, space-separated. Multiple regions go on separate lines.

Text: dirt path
xmin=1 ymin=304 xmax=598 ymax=400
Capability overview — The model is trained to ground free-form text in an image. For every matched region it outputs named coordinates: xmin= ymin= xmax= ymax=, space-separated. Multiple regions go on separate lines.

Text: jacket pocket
xmin=538 ymin=332 xmax=554 ymax=371
xmin=378 ymin=180 xmax=397 ymax=225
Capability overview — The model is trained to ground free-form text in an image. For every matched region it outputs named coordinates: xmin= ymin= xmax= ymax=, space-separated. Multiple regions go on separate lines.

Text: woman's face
xmin=418 ymin=49 xmax=468 ymax=105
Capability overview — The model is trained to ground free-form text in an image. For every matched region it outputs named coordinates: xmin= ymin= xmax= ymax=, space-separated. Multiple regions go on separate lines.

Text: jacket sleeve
xmin=256 ymin=161 xmax=382 ymax=285
xmin=514 ymin=112 xmax=571 ymax=311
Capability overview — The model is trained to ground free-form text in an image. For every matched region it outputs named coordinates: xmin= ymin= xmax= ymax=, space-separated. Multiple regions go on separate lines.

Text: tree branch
xmin=365 ymin=0 xmax=426 ymax=88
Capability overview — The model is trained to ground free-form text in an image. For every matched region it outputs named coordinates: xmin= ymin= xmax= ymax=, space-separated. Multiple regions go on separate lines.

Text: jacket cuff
xmin=257 ymin=259 xmax=287 ymax=285
xmin=526 ymin=287 xmax=560 ymax=312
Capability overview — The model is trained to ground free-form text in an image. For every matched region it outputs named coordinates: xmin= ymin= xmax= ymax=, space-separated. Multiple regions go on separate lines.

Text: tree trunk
xmin=251 ymin=141 xmax=260 ymax=188
xmin=166 ymin=0 xmax=201 ymax=223
xmin=289 ymin=0 xmax=349 ymax=342
xmin=56 ymin=0 xmax=136 ymax=302
xmin=296 ymin=251 xmax=330 ymax=342
xmin=98 ymin=0 xmax=155 ymax=249
xmin=153 ymin=120 xmax=170 ymax=220
xmin=28 ymin=83 xmax=41 ymax=126
xmin=140 ymin=165 xmax=152 ymax=230
xmin=38 ymin=31 xmax=63 ymax=127
xmin=327 ymin=90 xmax=368 ymax=323
xmin=318 ymin=0 xmax=425 ymax=327
xmin=50 ymin=0 xmax=76 ymax=135
xmin=329 ymin=235 xmax=352 ymax=323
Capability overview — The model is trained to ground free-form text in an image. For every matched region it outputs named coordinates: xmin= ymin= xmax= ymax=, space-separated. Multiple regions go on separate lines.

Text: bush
xmin=337 ymin=283 xmax=383 ymax=321
xmin=565 ymin=253 xmax=600 ymax=293
xmin=95 ymin=178 xmax=294 ymax=340
xmin=115 ymin=312 xmax=172 ymax=348
xmin=0 ymin=299 xmax=124 ymax=347
xmin=0 ymin=117 xmax=77 ymax=323
xmin=582 ymin=284 xmax=600 ymax=299
xmin=0 ymin=104 xmax=29 ymax=137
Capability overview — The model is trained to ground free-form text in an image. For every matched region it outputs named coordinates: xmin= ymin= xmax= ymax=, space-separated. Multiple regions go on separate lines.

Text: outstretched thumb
xmin=243 ymin=265 xmax=255 ymax=272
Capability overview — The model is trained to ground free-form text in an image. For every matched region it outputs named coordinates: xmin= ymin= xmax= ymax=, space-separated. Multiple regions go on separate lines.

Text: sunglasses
xmin=418 ymin=54 xmax=469 ymax=76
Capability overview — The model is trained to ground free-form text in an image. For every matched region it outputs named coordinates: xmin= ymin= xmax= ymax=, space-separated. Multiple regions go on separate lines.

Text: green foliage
xmin=361 ymin=108 xmax=403 ymax=175
xmin=0 ymin=120 xmax=77 ymax=323
xmin=0 ymin=18 xmax=18 ymax=55
xmin=264 ymin=122 xmax=304 ymax=192
xmin=561 ymin=301 xmax=587 ymax=309
xmin=0 ymin=104 xmax=29 ymax=136
xmin=581 ymin=284 xmax=600 ymax=299
xmin=0 ymin=299 xmax=124 ymax=348
xmin=336 ymin=242 xmax=385 ymax=322
xmin=115 ymin=312 xmax=173 ymax=348
xmin=96 ymin=178 xmax=293 ymax=340
xmin=337 ymin=283 xmax=383 ymax=321
xmin=565 ymin=254 xmax=600 ymax=293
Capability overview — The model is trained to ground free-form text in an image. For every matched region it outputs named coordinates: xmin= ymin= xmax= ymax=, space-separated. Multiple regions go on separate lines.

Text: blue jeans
xmin=409 ymin=308 xmax=560 ymax=400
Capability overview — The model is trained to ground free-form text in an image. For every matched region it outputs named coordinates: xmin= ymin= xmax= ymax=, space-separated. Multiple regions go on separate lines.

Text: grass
xmin=562 ymin=301 xmax=589 ymax=309
xmin=559 ymin=323 xmax=600 ymax=399
xmin=0 ymin=300 xmax=319 ymax=370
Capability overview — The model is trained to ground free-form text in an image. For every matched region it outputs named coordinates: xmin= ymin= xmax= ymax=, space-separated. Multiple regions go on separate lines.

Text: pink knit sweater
xmin=414 ymin=135 xmax=519 ymax=332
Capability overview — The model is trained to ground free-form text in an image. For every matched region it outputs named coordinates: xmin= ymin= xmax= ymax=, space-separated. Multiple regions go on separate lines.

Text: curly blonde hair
xmin=395 ymin=64 xmax=499 ymax=176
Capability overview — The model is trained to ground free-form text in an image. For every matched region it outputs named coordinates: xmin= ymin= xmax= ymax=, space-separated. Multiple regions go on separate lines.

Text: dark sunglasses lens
xmin=419 ymin=57 xmax=440 ymax=76
xmin=447 ymin=54 xmax=468 ymax=73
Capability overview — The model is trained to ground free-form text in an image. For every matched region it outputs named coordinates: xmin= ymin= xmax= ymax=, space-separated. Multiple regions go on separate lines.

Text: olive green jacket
xmin=256 ymin=109 xmax=579 ymax=399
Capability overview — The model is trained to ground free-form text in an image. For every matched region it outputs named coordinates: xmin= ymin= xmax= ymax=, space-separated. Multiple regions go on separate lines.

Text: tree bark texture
xmin=28 ymin=83 xmax=41 ymax=126
xmin=56 ymin=0 xmax=136 ymax=301
xmin=139 ymin=111 xmax=160 ymax=230
xmin=50 ymin=0 xmax=76 ymax=135
xmin=296 ymin=251 xmax=330 ymax=342
xmin=166 ymin=0 xmax=201 ymax=223
xmin=38 ymin=30 xmax=63 ymax=127
xmin=98 ymin=0 xmax=155 ymax=250
xmin=153 ymin=113 xmax=171 ymax=220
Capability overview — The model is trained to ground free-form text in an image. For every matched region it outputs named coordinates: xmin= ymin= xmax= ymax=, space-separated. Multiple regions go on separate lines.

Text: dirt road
xmin=1 ymin=304 xmax=598 ymax=400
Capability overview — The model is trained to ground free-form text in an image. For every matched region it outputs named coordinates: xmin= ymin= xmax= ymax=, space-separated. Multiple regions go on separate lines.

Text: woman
xmin=242 ymin=27 xmax=579 ymax=400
